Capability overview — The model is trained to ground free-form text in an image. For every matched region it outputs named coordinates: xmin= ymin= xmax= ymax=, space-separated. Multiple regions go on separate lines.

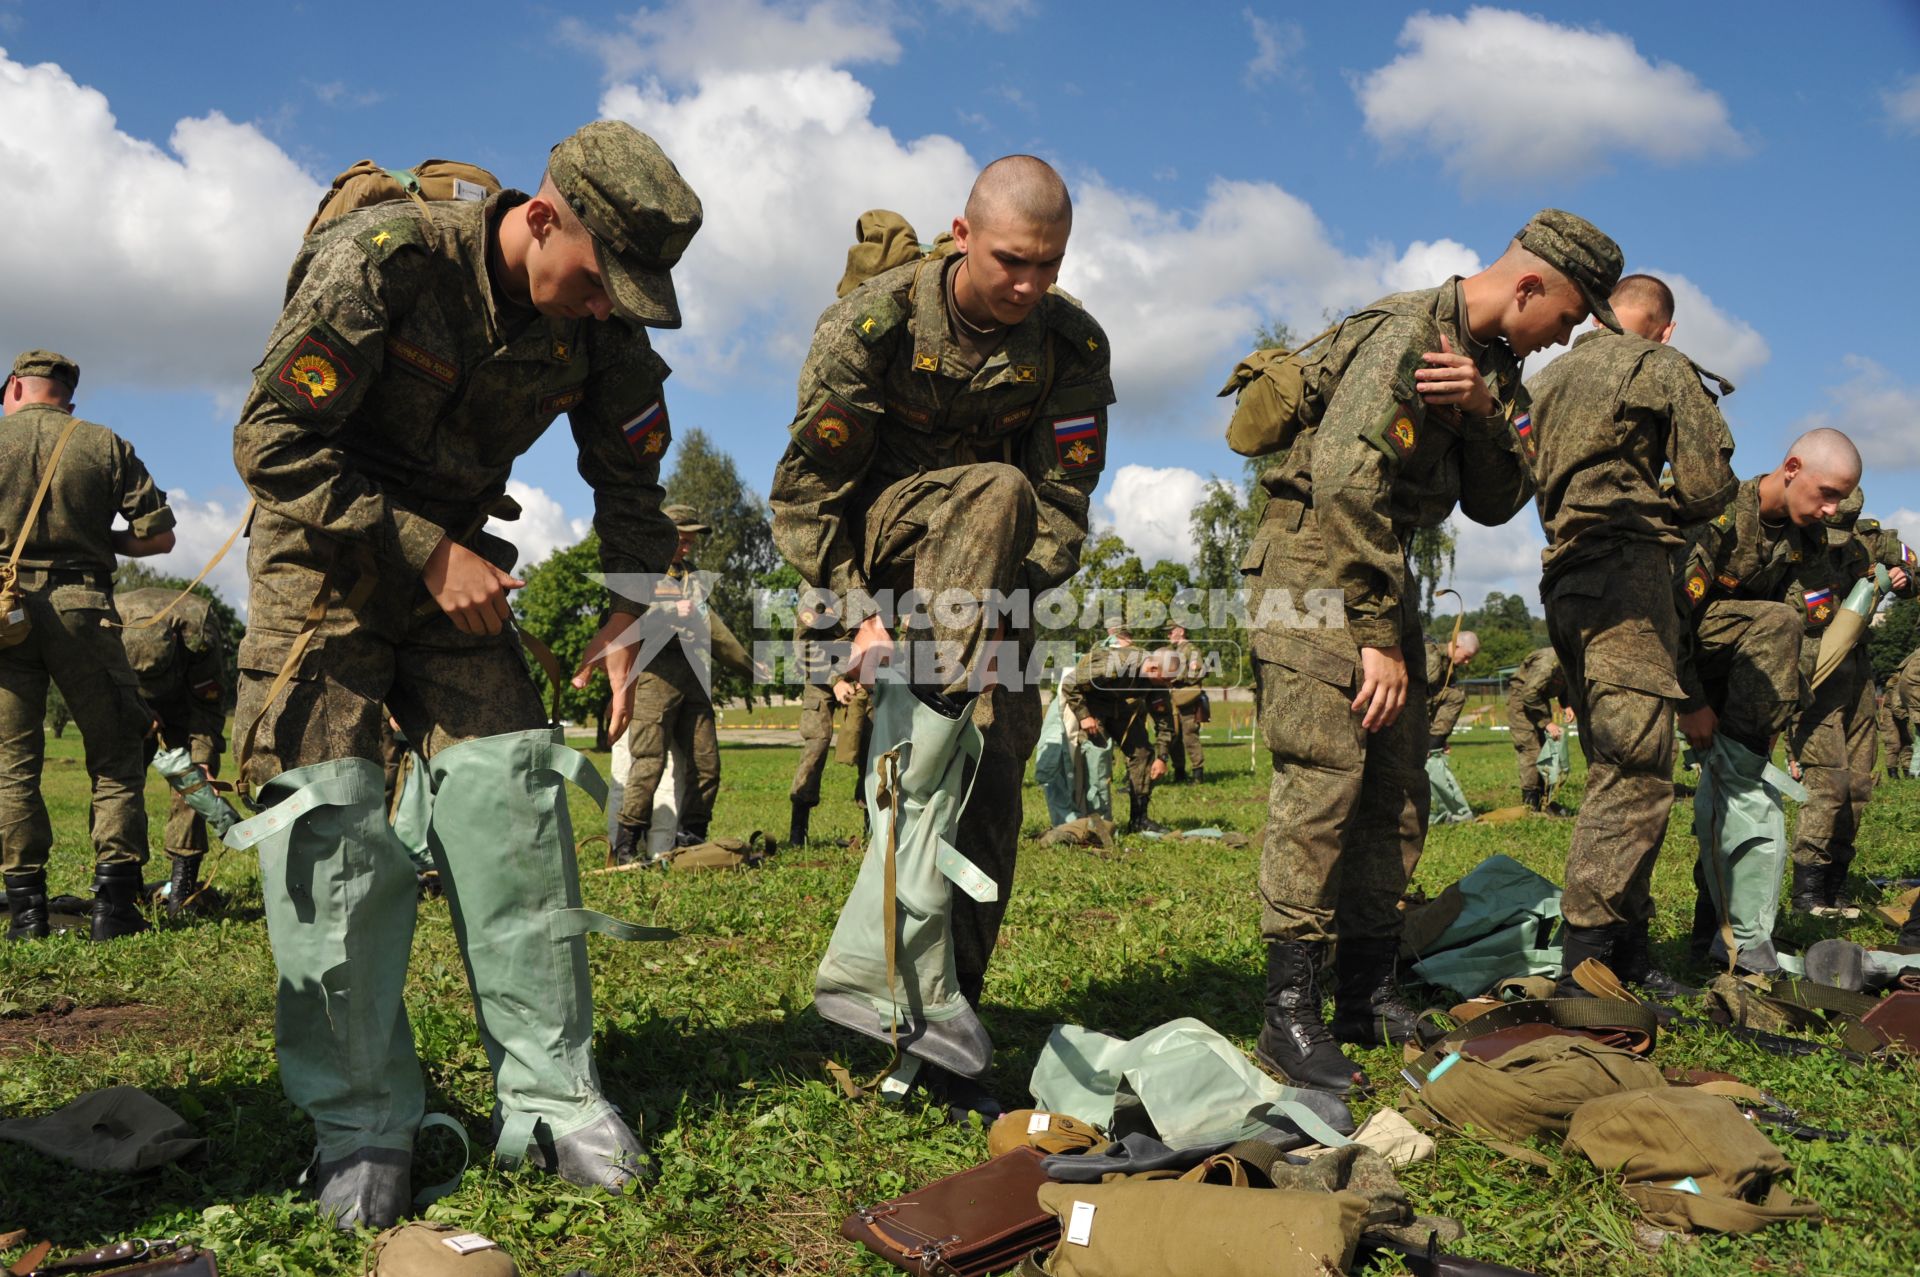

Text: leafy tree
xmin=1410 ymin=523 xmax=1459 ymax=619
xmin=1870 ymin=596 xmax=1919 ymax=683
xmin=1188 ymin=479 xmax=1250 ymax=591
xmin=513 ymin=534 xmax=613 ymax=745
xmin=665 ymin=428 xmax=779 ymax=709
xmin=112 ymin=562 xmax=245 ymax=706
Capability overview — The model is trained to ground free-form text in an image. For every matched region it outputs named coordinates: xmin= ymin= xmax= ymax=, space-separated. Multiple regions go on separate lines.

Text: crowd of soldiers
xmin=1 ymin=119 xmax=1914 ymax=1234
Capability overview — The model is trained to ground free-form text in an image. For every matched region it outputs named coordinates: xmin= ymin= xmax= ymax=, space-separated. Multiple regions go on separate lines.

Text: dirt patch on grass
xmin=0 ymin=999 xmax=169 ymax=1056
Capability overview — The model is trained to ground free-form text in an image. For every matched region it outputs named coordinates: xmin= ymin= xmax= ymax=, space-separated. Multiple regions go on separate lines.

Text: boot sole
xmin=1804 ymin=939 xmax=1867 ymax=992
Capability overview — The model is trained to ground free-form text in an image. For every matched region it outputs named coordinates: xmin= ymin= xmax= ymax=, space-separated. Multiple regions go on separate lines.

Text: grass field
xmin=1 ymin=715 xmax=1917 ymax=1275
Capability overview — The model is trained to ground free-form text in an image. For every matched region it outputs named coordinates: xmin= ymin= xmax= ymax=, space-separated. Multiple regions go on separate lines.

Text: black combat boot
xmin=788 ymin=799 xmax=814 ymax=849
xmin=1126 ymin=788 xmax=1169 ymax=835
xmin=1688 ymin=881 xmax=1718 ymax=964
xmin=1613 ymin=921 xmax=1698 ymax=999
xmin=4 ymin=871 xmax=49 ymax=941
xmin=1190 ymin=766 xmax=1206 ymax=785
xmin=1521 ymin=787 xmax=1544 ymax=813
xmin=1788 ymin=863 xmax=1827 ymax=916
xmin=674 ymin=816 xmax=710 ymax=849
xmin=1329 ymin=939 xmax=1429 ymax=1046
xmin=90 ymin=862 xmax=150 ymax=941
xmin=1553 ymin=924 xmax=1623 ymax=998
xmin=1822 ymin=861 xmax=1860 ymax=919
xmin=164 ymin=853 xmax=206 ymax=918
xmin=610 ymin=822 xmax=648 ymax=866
xmin=917 ymin=1063 xmax=1006 ymax=1125
xmin=1255 ymin=941 xmax=1367 ymax=1094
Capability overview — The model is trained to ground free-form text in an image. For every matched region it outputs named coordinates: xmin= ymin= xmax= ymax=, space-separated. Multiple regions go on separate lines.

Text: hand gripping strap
xmin=223 ymin=770 xmax=382 ymax=850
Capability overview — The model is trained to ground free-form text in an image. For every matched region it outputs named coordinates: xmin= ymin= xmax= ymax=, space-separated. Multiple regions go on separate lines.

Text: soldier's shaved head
xmin=1786 ymin=428 xmax=1862 ymax=484
xmin=1611 ymin=274 xmax=1674 ymax=326
xmin=1451 ymin=630 xmax=1480 ymax=661
xmin=1 ymin=375 xmax=72 ymax=415
xmin=1761 ymin=427 xmax=1861 ymax=527
xmin=964 ymin=155 xmax=1073 ymax=231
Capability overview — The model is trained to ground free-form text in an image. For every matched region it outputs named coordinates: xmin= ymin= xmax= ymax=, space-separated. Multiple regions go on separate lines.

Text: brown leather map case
xmin=840 ymin=1145 xmax=1058 ymax=1276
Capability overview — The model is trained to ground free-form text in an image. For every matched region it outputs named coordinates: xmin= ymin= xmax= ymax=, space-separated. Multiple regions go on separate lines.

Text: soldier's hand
xmin=1353 ymin=644 xmax=1408 ymax=732
xmin=1149 ymin=758 xmax=1167 ymax=781
xmin=847 ymin=615 xmax=894 ymax=687
xmin=1546 ymin=722 xmax=1563 ymax=740
xmin=1678 ymin=705 xmax=1717 ymax=751
xmin=833 ymin=678 xmax=858 ymax=706
xmin=1789 ymin=758 xmax=1803 ymax=783
xmin=424 ymin=537 xmax=523 ymax=636
xmin=573 ymin=613 xmax=641 ymax=737
xmin=1079 ymin=715 xmax=1103 ymax=736
xmin=1892 ymin=567 xmax=1911 ymax=592
xmin=1415 ymin=334 xmax=1496 ymax=417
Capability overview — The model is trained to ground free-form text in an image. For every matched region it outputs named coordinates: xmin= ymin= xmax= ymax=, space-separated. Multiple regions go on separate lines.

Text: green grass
xmin=2 ymin=720 xmax=1917 ymax=1275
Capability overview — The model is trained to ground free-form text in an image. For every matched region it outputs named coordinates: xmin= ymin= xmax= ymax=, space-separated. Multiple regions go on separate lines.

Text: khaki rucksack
xmin=1216 ymin=324 xmax=1337 ymax=459
xmin=305 ymin=158 xmax=502 ymax=237
xmin=835 ymin=209 xmax=955 ymax=298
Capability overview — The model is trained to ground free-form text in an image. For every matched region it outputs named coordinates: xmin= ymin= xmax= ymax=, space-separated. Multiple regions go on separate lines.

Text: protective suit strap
xmin=412 ymin=1113 xmax=472 ymax=1205
xmin=224 ymin=770 xmax=382 ymax=850
xmin=530 ymin=738 xmax=609 ymax=808
xmin=550 ymin=907 xmax=677 ymax=944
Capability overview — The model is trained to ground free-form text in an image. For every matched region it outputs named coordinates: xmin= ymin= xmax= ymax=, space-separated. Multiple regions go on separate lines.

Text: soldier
xmin=772 ymin=155 xmax=1113 ymax=1116
xmin=788 ymin=669 xmax=870 ymax=847
xmin=1524 ymin=274 xmax=1737 ymax=994
xmin=0 ymin=351 xmax=175 ymax=943
xmin=1238 ymin=210 xmax=1610 ymax=1093
xmin=1423 ymin=630 xmax=1478 ymax=752
xmin=1675 ymin=429 xmax=1862 ymax=968
xmin=610 ymin=504 xmax=760 ymax=862
xmin=1059 ymin=645 xmax=1177 ymax=833
xmin=113 ymin=586 xmax=231 ymax=916
xmin=1166 ymin=623 xmax=1208 ymax=783
xmin=1877 ymin=679 xmax=1911 ymax=781
xmin=230 ymin=121 xmax=700 ymax=1227
xmin=1783 ymin=491 xmax=1914 ymax=916
xmin=1889 ymin=645 xmax=1920 ymax=779
xmin=1507 ymin=645 xmax=1571 ymax=811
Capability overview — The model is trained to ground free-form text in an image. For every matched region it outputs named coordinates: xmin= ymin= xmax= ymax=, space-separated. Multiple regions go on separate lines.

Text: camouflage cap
xmin=10 ymin=349 xmax=79 ymax=389
xmin=663 ymin=503 xmax=711 ymax=534
xmin=1824 ymin=487 xmax=1864 ymax=536
xmin=548 ymin=121 xmax=703 ymax=329
xmin=1515 ymin=209 xmax=1625 ymax=334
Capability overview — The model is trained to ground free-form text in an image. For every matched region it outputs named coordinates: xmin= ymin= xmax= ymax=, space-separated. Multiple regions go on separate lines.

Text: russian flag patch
xmin=1053 ymin=414 xmax=1101 ymax=472
xmin=622 ymin=400 xmax=669 ymax=459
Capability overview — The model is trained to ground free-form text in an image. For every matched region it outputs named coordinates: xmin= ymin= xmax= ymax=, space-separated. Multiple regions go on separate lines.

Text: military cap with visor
xmin=1515 ymin=209 xmax=1625 ymax=335
xmin=547 ymin=120 xmax=702 ymax=329
xmin=663 ymin=503 xmax=711 ymax=534
xmin=10 ymin=349 xmax=80 ymax=390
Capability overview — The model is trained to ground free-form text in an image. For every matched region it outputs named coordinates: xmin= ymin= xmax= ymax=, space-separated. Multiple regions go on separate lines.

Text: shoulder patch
xmin=1511 ymin=409 xmax=1535 ymax=461
xmin=268 ymin=322 xmax=362 ymax=415
xmin=619 ymin=400 xmax=670 ymax=460
xmin=1714 ymin=512 xmax=1732 ymax=529
xmin=1363 ymin=399 xmax=1420 ymax=462
xmin=852 ymin=294 xmax=905 ymax=345
xmin=1051 ymin=413 xmax=1103 ymax=473
xmin=796 ymin=397 xmax=871 ymax=460
xmin=362 ymin=218 xmax=425 ymax=263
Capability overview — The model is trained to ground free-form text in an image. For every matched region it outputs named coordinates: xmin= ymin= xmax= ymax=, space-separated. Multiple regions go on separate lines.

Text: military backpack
xmin=304 ymin=158 xmax=502 ymax=237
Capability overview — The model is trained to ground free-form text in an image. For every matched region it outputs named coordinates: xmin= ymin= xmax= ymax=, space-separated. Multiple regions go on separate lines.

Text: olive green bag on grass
xmin=1031 ymin=1180 xmax=1367 ymax=1277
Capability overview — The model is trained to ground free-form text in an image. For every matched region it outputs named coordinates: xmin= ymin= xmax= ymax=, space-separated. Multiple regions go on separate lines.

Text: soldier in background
xmin=1884 ymin=647 xmax=1920 ymax=779
xmin=1524 ymin=273 xmax=1736 ymax=994
xmin=1059 ymin=645 xmax=1177 ymax=833
xmin=1507 ymin=645 xmax=1571 ymax=812
xmin=1165 ymin=624 xmax=1208 ymax=783
xmin=1424 ymin=630 xmax=1478 ymax=752
xmin=788 ymin=672 xmax=871 ymax=847
xmin=0 ymin=351 xmax=175 ymax=943
xmin=114 ymin=586 xmax=230 ymax=917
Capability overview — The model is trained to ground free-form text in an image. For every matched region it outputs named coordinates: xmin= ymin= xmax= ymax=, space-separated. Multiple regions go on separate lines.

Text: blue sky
xmin=1 ymin=0 xmax=1915 ymax=613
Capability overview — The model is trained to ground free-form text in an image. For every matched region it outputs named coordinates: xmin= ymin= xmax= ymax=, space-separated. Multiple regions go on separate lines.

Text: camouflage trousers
xmin=620 ymin=663 xmax=720 ymax=830
xmin=1878 ymin=693 xmax=1913 ymax=777
xmin=0 ymin=578 xmax=154 ymax=875
xmin=1692 ymin=599 xmax=1804 ymax=754
xmin=859 ymin=463 xmax=1037 ymax=699
xmin=1507 ymin=696 xmax=1552 ymax=794
xmin=951 ymin=683 xmax=1041 ymax=1004
xmin=1092 ymin=705 xmax=1158 ymax=800
xmin=1171 ymin=704 xmax=1205 ymax=777
xmin=789 ymin=682 xmax=871 ymax=806
xmin=1547 ymin=553 xmax=1683 ymax=929
xmin=1788 ymin=646 xmax=1876 ymax=870
xmin=1255 ymin=651 xmax=1429 ymax=946
xmin=1427 ymin=685 xmax=1465 ymax=751
xmin=139 ymin=690 xmax=223 ymax=858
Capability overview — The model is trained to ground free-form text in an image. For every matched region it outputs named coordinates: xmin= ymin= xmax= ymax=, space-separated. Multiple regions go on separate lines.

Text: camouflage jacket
xmin=1899 ymin=647 xmax=1920 ymax=708
xmin=1675 ymin=477 xmax=1830 ymax=628
xmin=1525 ymin=329 xmax=1736 ymax=588
xmin=1509 ymin=646 xmax=1566 ymax=712
xmin=0 ymin=404 xmax=173 ymax=578
xmin=233 ymin=192 xmax=676 ymax=628
xmin=1423 ymin=639 xmax=1456 ymax=694
xmin=1245 ymin=281 xmax=1534 ymax=654
xmin=1059 ymin=645 xmax=1174 ymax=758
xmin=768 ymin=256 xmax=1115 ymax=632
xmin=112 ymin=586 xmax=227 ymax=738
xmin=1168 ymin=637 xmax=1206 ymax=709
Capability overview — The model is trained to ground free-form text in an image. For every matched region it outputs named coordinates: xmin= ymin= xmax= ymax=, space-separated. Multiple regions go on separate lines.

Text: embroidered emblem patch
xmin=386 ymin=337 xmax=456 ymax=387
xmin=1053 ymin=414 xmax=1101 ymax=472
xmin=1013 ymin=365 xmax=1037 ymax=383
xmin=621 ymin=400 xmax=668 ymax=459
xmin=1086 ymin=336 xmax=1100 ymax=352
xmin=914 ymin=352 xmax=939 ymax=372
xmin=1714 ymin=512 xmax=1732 ymax=529
xmin=1511 ymin=411 xmax=1534 ymax=458
xmin=540 ymin=387 xmax=586 ymax=416
xmin=1904 ymin=543 xmax=1916 ymax=569
xmin=276 ymin=332 xmax=356 ymax=411
xmin=803 ymin=398 xmax=868 ymax=455
xmin=1803 ymin=587 xmax=1834 ymax=622
xmin=1686 ymin=570 xmax=1708 ymax=601
xmin=1390 ymin=413 xmax=1417 ymax=454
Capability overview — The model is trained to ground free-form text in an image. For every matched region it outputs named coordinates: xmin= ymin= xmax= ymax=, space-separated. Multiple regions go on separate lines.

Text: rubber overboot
xmin=1329 ymin=939 xmax=1428 ymax=1046
xmin=815 ymin=679 xmax=995 ymax=1079
xmin=1805 ymin=937 xmax=1920 ymax=992
xmin=1613 ymin=921 xmax=1701 ymax=996
xmin=919 ymin=1063 xmax=1007 ymax=1125
xmin=424 ymin=729 xmax=670 ymax=1190
xmin=1126 ymin=788 xmax=1169 ymax=835
xmin=1254 ymin=941 xmax=1366 ymax=1094
xmin=1687 ymin=875 xmax=1715 ymax=963
xmin=225 ymin=758 xmax=424 ymax=1231
xmin=1789 ymin=863 xmax=1826 ymax=916
xmin=610 ymin=822 xmax=646 ymax=867
xmin=1822 ymin=862 xmax=1861 ymax=920
xmin=164 ymin=853 xmax=207 ymax=918
xmin=4 ymin=871 xmax=48 ymax=941
xmin=788 ymin=800 xmax=813 ymax=849
xmin=1553 ymin=924 xmax=1623 ymax=998
xmin=1696 ymin=735 xmax=1802 ymax=973
xmin=90 ymin=862 xmax=150 ymax=941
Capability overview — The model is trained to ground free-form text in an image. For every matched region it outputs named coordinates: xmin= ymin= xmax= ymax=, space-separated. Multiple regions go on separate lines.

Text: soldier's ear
xmin=524 ymin=196 xmax=562 ymax=243
xmin=1657 ymin=319 xmax=1677 ymax=346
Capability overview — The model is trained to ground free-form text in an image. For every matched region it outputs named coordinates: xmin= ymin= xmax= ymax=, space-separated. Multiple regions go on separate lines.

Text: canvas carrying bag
xmin=1030 ymin=1179 xmax=1366 ymax=1277
xmin=0 ymin=414 xmax=84 ymax=650
xmin=305 ymin=158 xmax=502 ymax=236
xmin=1216 ymin=325 xmax=1337 ymax=459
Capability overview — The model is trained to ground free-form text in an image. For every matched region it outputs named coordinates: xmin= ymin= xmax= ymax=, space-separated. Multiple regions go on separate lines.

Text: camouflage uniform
xmin=1058 ymin=645 xmax=1174 ymax=821
xmin=770 ymin=251 xmax=1113 ymax=1002
xmin=1892 ymin=648 xmax=1920 ymax=775
xmin=114 ymin=588 xmax=229 ymax=863
xmin=1423 ymin=639 xmax=1464 ymax=750
xmin=1167 ymin=637 xmax=1207 ymax=780
xmin=1243 ymin=278 xmax=1534 ymax=948
xmin=617 ymin=558 xmax=754 ymax=840
xmin=0 ymin=397 xmax=172 ymax=883
xmin=1505 ymin=646 xmax=1568 ymax=799
xmin=1525 ymin=328 xmax=1736 ymax=930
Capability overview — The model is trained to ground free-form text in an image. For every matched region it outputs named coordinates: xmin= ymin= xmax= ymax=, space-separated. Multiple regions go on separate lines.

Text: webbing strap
xmin=5 ymin=415 xmax=83 ymax=574
xmin=493 ymin=1110 xmax=538 ymax=1169
xmin=1410 ymin=996 xmax=1660 ymax=1079
xmin=519 ymin=629 xmax=568 ymax=726
xmin=223 ymin=771 xmax=377 ymax=850
xmin=549 ymin=907 xmax=676 ymax=944
xmin=412 ymin=1112 xmax=471 ymax=1205
xmin=529 ymin=738 xmax=608 ymax=808
xmin=106 ymin=498 xmax=254 ymax=631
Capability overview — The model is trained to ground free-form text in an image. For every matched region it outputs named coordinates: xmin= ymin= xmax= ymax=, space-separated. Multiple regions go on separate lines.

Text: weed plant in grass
xmin=1 ymin=723 xmax=1916 ymax=1274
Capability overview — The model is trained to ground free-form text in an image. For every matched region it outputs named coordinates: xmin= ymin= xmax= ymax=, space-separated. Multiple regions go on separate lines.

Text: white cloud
xmin=1096 ymin=465 xmax=1212 ymax=566
xmin=131 ymin=490 xmax=254 ymax=615
xmin=489 ymin=481 xmax=594 ymax=573
xmin=1441 ymin=516 xmax=1545 ymax=616
xmin=1356 ymin=7 xmax=1743 ymax=183
xmin=0 ymin=49 xmax=322 ymax=396
xmin=1243 ymin=10 xmax=1303 ymax=88
xmin=1883 ymin=73 xmax=1920 ymax=135
xmin=565 ymin=0 xmax=898 ymax=84
xmin=1793 ymin=356 xmax=1920 ymax=474
xmin=1523 ymin=268 xmax=1770 ymax=387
